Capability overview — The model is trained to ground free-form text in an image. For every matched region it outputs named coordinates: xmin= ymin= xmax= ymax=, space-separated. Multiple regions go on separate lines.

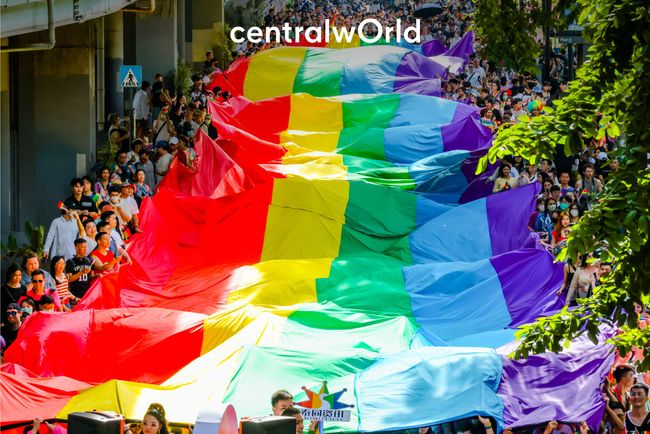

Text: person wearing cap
xmin=118 ymin=182 xmax=141 ymax=235
xmin=200 ymin=113 xmax=218 ymax=140
xmin=1 ymin=303 xmax=22 ymax=348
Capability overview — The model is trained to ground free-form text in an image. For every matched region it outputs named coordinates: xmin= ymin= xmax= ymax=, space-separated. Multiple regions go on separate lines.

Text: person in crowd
xmin=37 ymin=295 xmax=56 ymax=312
xmin=493 ymin=163 xmax=515 ymax=193
xmin=568 ymin=203 xmax=581 ymax=225
xmin=0 ymin=303 xmax=22 ymax=348
xmin=558 ymin=171 xmax=574 ymax=195
xmin=64 ymin=177 xmax=99 ymax=219
xmin=136 ymin=150 xmax=156 ymax=191
xmin=19 ymin=270 xmax=62 ymax=312
xmin=565 ymin=253 xmax=599 ymax=306
xmin=127 ymin=138 xmax=144 ymax=164
xmin=107 ymin=113 xmax=130 ymax=154
xmin=134 ymin=169 xmax=153 ymax=204
xmin=153 ymin=110 xmax=174 ymax=147
xmin=81 ymin=176 xmax=98 ymax=204
xmin=43 ymin=208 xmax=79 ymax=260
xmin=95 ymin=166 xmax=112 ymax=202
xmin=74 ymin=216 xmax=98 ymax=253
xmin=575 ymin=162 xmax=603 ymax=202
xmin=27 ymin=418 xmax=68 ymax=434
xmin=534 ymin=197 xmax=558 ymax=243
xmin=625 ymin=384 xmax=650 ymax=433
xmin=201 ymin=113 xmax=218 ymax=140
xmin=151 ymin=73 xmax=165 ymax=121
xmin=111 ymin=150 xmax=137 ymax=183
xmin=117 ymin=183 xmax=141 ymax=235
xmin=91 ymin=232 xmax=122 ymax=276
xmin=50 ymin=256 xmax=72 ymax=312
xmin=551 ymin=212 xmax=571 ymax=247
xmin=555 ymin=257 xmax=577 ymax=297
xmin=125 ymin=403 xmax=169 ymax=434
xmin=133 ymin=81 xmax=151 ymax=138
xmin=603 ymin=398 xmax=626 ymax=434
xmin=271 ymin=390 xmax=294 ymax=416
xmin=65 ymin=238 xmax=95 ymax=302
xmin=1 ymin=264 xmax=26 ymax=313
xmin=609 ymin=364 xmax=635 ymax=410
xmin=155 ymin=144 xmax=174 ymax=183
xmin=19 ymin=298 xmax=36 ymax=321
xmin=281 ymin=407 xmax=304 ymax=434
xmin=20 ymin=252 xmax=55 ymax=291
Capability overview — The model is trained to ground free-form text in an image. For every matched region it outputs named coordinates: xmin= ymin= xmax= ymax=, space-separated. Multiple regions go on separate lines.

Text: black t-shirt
xmin=1 ymin=324 xmax=20 ymax=348
xmin=64 ymin=195 xmax=98 ymax=215
xmin=152 ymin=81 xmax=164 ymax=108
xmin=65 ymin=256 xmax=93 ymax=298
xmin=1 ymin=284 xmax=26 ymax=312
xmin=625 ymin=412 xmax=650 ymax=433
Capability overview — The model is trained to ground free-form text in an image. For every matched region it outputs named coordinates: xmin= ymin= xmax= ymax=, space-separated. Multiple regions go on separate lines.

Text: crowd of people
xmin=1 ymin=0 xmax=648 ymax=433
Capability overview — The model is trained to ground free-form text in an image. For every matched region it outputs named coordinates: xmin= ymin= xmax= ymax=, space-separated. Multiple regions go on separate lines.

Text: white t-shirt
xmin=156 ymin=153 xmax=173 ymax=176
xmin=118 ymin=196 xmax=139 ymax=227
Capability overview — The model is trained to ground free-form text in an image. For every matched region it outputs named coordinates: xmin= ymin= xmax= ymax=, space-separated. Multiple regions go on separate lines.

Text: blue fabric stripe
xmin=383 ymin=125 xmax=444 ymax=164
xmin=356 ymin=346 xmax=505 ymax=432
xmin=389 ymin=94 xmax=457 ymax=127
xmin=409 ymin=198 xmax=492 ymax=263
xmin=340 ymin=45 xmax=405 ymax=95
xmin=409 ymin=150 xmax=472 ymax=203
xmin=403 ymin=258 xmax=512 ymax=343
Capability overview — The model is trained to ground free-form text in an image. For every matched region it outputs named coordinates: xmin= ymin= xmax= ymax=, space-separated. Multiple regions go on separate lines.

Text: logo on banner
xmin=294 ymin=381 xmax=354 ymax=422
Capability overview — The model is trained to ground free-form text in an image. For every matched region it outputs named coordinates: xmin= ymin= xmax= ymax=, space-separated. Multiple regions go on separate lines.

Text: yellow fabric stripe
xmin=243 ymin=47 xmax=307 ymax=101
xmin=282 ymin=93 xmax=342 ymax=152
xmin=326 ymin=33 xmax=362 ymax=49
xmin=260 ymin=177 xmax=349 ymax=261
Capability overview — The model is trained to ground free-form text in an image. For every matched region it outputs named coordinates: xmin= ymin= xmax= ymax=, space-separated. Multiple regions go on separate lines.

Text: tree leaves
xmin=474 ymin=0 xmax=650 ymax=370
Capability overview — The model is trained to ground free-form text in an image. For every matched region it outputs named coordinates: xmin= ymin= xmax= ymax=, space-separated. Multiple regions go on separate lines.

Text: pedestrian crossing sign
xmin=120 ymin=65 xmax=142 ymax=88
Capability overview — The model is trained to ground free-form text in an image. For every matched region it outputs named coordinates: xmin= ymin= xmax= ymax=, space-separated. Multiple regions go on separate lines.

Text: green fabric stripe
xmin=293 ymin=49 xmax=344 ymax=97
xmin=339 ymin=181 xmax=417 ymax=262
xmin=341 ymin=94 xmax=401 ymax=128
xmin=338 ymin=127 xmax=387 ymax=160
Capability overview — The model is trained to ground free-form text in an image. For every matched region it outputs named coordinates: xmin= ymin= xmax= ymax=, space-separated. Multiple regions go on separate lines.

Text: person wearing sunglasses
xmin=18 ymin=270 xmax=62 ymax=312
xmin=1 ymin=303 xmax=22 ymax=348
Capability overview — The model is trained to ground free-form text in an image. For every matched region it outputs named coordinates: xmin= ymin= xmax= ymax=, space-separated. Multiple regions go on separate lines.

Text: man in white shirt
xmin=155 ymin=142 xmax=174 ymax=186
xmin=132 ymin=81 xmax=151 ymax=138
xmin=43 ymin=209 xmax=79 ymax=260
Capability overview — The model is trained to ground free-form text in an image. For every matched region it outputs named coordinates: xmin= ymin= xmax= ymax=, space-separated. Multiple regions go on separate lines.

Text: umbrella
xmin=413 ymin=2 xmax=443 ymax=18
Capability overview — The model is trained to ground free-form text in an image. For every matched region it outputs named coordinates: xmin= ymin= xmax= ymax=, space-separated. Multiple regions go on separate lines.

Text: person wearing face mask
xmin=20 ymin=299 xmax=36 ymax=320
xmin=568 ymin=204 xmax=581 ymax=225
xmin=37 ymin=295 xmax=56 ymax=312
xmin=535 ymin=197 xmax=558 ymax=242
xmin=565 ymin=254 xmax=599 ymax=306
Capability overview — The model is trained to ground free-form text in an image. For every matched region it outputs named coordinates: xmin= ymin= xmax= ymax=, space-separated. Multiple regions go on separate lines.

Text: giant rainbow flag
xmin=2 ymin=44 xmax=612 ymax=433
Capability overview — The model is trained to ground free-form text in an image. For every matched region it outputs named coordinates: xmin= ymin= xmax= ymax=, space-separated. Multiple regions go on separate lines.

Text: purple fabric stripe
xmin=490 ymin=248 xmax=565 ymax=327
xmin=486 ymin=182 xmax=540 ymax=255
xmin=498 ymin=336 xmax=614 ymax=430
xmin=422 ymin=39 xmax=448 ymax=56
xmin=393 ymin=51 xmax=447 ymax=96
xmin=457 ymin=148 xmax=497 ymax=203
xmin=441 ymin=117 xmax=493 ymax=152
xmin=445 ymin=31 xmax=475 ymax=63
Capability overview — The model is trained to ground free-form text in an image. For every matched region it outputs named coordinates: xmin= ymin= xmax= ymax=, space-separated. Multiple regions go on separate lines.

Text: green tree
xmin=477 ymin=0 xmax=650 ymax=369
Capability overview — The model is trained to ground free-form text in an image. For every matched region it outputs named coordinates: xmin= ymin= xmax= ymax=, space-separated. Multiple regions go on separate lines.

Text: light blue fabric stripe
xmin=445 ymin=329 xmax=517 ymax=348
xmin=414 ymin=196 xmax=455 ymax=226
xmin=340 ymin=45 xmax=405 ymax=95
xmin=409 ymin=198 xmax=492 ymax=263
xmin=403 ymin=258 xmax=512 ymax=343
xmin=409 ymin=150 xmax=472 ymax=203
xmin=383 ymin=125 xmax=444 ymax=164
xmin=356 ymin=346 xmax=504 ymax=432
xmin=389 ymin=94 xmax=457 ymax=127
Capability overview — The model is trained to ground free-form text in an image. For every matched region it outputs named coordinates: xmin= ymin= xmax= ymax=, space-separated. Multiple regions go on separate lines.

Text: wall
xmin=10 ymin=23 xmax=96 ymax=232
xmin=1 ymin=40 xmax=11 ymax=236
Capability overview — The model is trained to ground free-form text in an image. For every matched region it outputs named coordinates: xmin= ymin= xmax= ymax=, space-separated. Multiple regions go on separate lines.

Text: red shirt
xmin=91 ymin=249 xmax=116 ymax=275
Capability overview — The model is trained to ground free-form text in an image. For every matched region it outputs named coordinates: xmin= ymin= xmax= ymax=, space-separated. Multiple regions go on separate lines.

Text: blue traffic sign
xmin=120 ymin=65 xmax=142 ymax=88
